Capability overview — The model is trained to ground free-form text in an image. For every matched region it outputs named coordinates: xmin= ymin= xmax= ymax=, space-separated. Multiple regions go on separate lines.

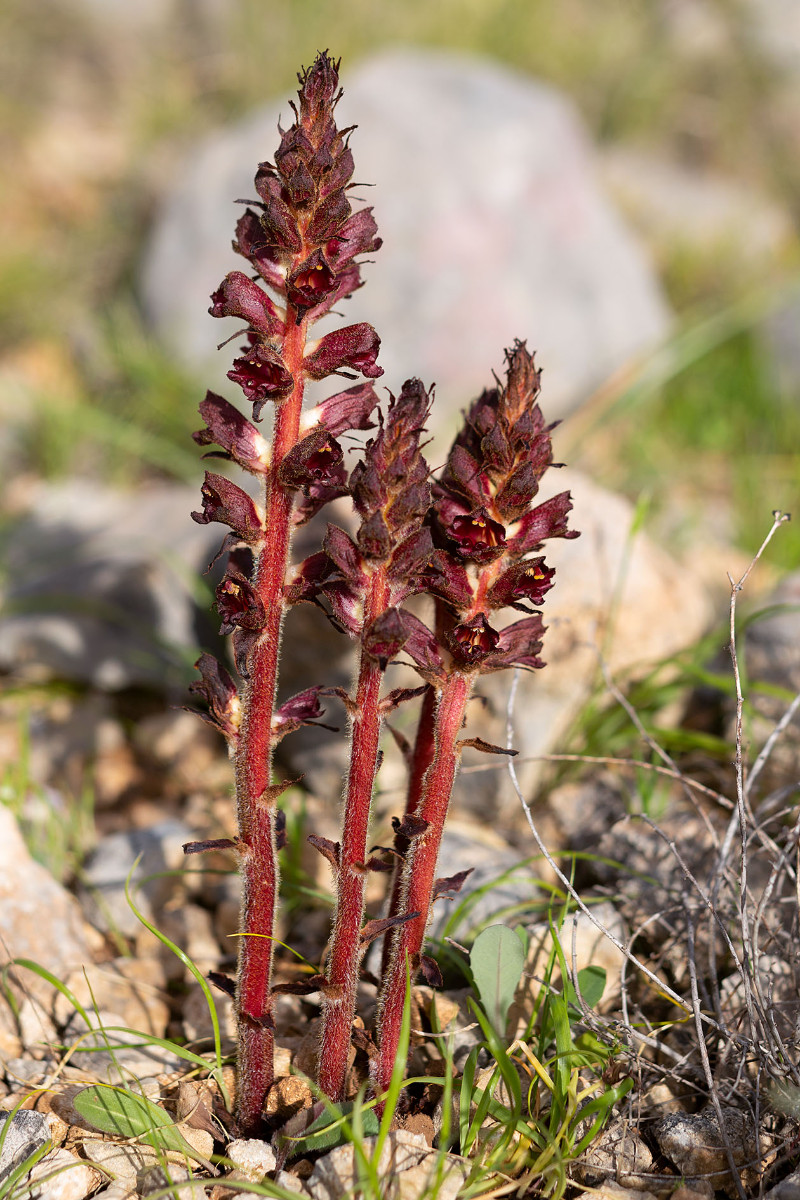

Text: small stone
xmin=78 ymin=818 xmax=194 ymax=936
xmin=54 ymin=958 xmax=170 ymax=1039
xmin=764 ymin=1166 xmax=800 ymax=1200
xmin=91 ymin=1186 xmax=137 ymax=1200
xmin=0 ymin=808 xmax=93 ymax=1010
xmin=273 ymin=1169 xmax=307 ymax=1194
xmin=226 ymin=1137 xmax=277 ymax=1182
xmin=174 ymin=1121 xmax=215 ymax=1162
xmin=138 ymin=1162 xmax=204 ymax=1198
xmin=305 ymin=1131 xmax=469 ymax=1200
xmin=655 ymin=1108 xmax=762 ymax=1193
xmin=587 ymin=1185 xmax=659 ymax=1200
xmin=28 ymin=1147 xmax=102 ymax=1200
xmin=0 ymin=1110 xmax=51 ymax=1187
xmin=80 ymin=1138 xmax=144 ymax=1183
xmin=264 ymin=1075 xmax=315 ymax=1121
xmin=574 ymin=1118 xmax=654 ymax=1187
xmin=181 ymin=981 xmax=236 ymax=1044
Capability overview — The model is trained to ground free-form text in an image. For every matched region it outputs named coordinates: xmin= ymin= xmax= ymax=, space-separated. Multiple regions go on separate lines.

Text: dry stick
xmin=456 ymin=752 xmax=735 ymax=810
xmin=503 ymin=671 xmax=750 ymax=1049
xmin=235 ymin=311 xmax=308 ymax=1136
xmin=684 ymin=893 xmax=749 ymax=1200
xmin=707 ymin=512 xmax=791 ymax=1083
xmin=318 ymin=573 xmax=389 ymax=1101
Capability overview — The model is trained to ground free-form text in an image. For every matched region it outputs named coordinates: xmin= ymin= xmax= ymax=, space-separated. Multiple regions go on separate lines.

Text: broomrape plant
xmin=184 ymin=50 xmax=578 ymax=1137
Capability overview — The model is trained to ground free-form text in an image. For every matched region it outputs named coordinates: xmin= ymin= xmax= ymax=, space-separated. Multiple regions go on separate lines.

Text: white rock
xmin=0 ymin=1110 xmax=51 ymax=1187
xmin=0 ymin=807 xmax=92 ymax=1007
xmin=28 ymin=1148 xmax=102 ymax=1200
xmin=305 ymin=1130 xmax=467 ymax=1200
xmin=141 ymin=49 xmax=670 ymax=426
xmin=0 ymin=481 xmax=218 ymax=691
xmin=226 ymin=1137 xmax=277 ymax=1182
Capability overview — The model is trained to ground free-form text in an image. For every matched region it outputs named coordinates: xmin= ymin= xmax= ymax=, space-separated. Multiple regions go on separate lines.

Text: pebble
xmin=0 ymin=1110 xmax=51 ymax=1187
xmin=0 ymin=807 xmax=93 ymax=1008
xmin=226 ymin=1137 xmax=277 ymax=1182
xmin=78 ymin=818 xmax=194 ymax=937
xmin=28 ymin=1147 xmax=102 ymax=1200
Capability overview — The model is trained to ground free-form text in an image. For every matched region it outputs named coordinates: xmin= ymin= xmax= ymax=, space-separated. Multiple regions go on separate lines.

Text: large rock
xmin=0 ymin=806 xmax=94 ymax=1005
xmin=141 ymin=49 xmax=670 ymax=428
xmin=0 ymin=480 xmax=220 ymax=692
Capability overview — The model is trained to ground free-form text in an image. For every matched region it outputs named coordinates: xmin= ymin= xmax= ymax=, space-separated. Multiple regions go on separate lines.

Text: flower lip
xmin=445 ymin=507 xmax=507 ymax=562
xmin=446 ymin=613 xmax=500 ymax=665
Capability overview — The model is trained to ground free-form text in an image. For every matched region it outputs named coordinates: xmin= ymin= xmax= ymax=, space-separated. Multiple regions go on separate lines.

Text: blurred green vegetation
xmin=0 ymin=0 xmax=797 ymax=566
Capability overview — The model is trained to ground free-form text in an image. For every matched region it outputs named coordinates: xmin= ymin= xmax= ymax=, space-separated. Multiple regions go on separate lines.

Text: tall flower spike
xmin=374 ymin=342 xmax=578 ymax=1101
xmin=187 ymin=52 xmax=383 ymax=1138
xmin=288 ymin=379 xmax=433 ymax=1102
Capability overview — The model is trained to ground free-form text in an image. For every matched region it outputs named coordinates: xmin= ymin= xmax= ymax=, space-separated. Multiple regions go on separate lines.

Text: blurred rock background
xmin=0 ymin=0 xmax=799 ymax=944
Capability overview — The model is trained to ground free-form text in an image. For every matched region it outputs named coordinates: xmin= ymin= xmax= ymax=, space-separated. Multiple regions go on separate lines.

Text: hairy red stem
xmin=318 ymin=572 xmax=390 ymax=1100
xmin=234 ymin=310 xmax=307 ymax=1137
xmin=379 ymin=681 xmax=436 ymax=978
xmin=373 ymin=671 xmax=472 ymax=1097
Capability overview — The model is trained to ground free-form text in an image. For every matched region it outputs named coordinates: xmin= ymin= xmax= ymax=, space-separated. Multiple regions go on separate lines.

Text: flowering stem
xmin=380 ymin=681 xmax=436 ymax=978
xmin=373 ymin=671 xmax=472 ymax=1098
xmin=318 ymin=571 xmax=390 ymax=1101
xmin=234 ymin=309 xmax=307 ymax=1138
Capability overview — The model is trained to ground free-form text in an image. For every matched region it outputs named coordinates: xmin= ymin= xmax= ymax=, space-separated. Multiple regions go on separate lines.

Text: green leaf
xmin=565 ymin=964 xmax=607 ymax=1012
xmin=282 ymin=1103 xmax=380 ymax=1158
xmin=470 ymin=924 xmax=525 ymax=1037
xmin=73 ymin=1086 xmax=213 ymax=1169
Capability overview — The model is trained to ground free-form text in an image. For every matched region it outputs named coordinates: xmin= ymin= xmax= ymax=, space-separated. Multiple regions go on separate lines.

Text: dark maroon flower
xmin=446 ymin=614 xmax=500 ymax=666
xmin=272 ymin=686 xmax=336 ymax=741
xmin=279 ymin=430 xmax=346 ymax=492
xmin=445 ymin=507 xmax=507 ymax=563
xmin=326 ymin=208 xmax=382 ymax=268
xmin=415 ymin=549 xmax=474 ymax=611
xmin=306 ymin=188 xmax=352 ymax=245
xmin=228 ymin=342 xmax=294 ymax=419
xmin=386 ymin=529 xmax=434 ymax=600
xmin=507 ymin=490 xmax=577 ymax=554
xmin=209 ymin=271 xmax=284 ymax=337
xmin=394 ymin=611 xmax=446 ymax=681
xmin=482 ymin=615 xmax=547 ymax=672
xmin=193 ymin=391 xmax=269 ymax=474
xmin=284 ymin=551 xmax=335 ymax=607
xmin=323 ymin=525 xmax=369 ymax=590
xmin=187 ymin=653 xmax=241 ymax=743
xmin=304 ymin=323 xmax=383 ymax=380
xmin=215 ymin=571 xmax=265 ymax=635
xmin=287 ymin=249 xmax=338 ymax=310
xmin=363 ymin=607 xmax=410 ymax=667
xmin=486 ymin=557 xmax=555 ymax=611
xmin=233 ymin=208 xmax=285 ymax=293
xmin=191 ymin=471 xmax=264 ymax=544
xmin=253 ymin=169 xmax=303 ymax=253
xmin=304 ymin=382 xmax=379 ymax=437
